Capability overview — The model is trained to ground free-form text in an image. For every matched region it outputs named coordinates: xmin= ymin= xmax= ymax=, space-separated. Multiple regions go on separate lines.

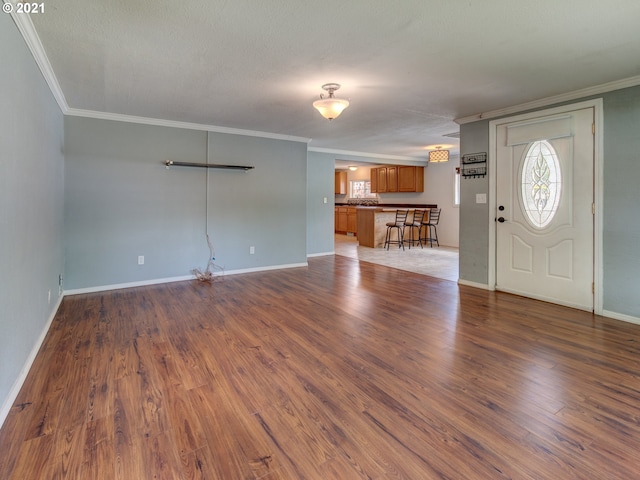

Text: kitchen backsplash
xmin=346 ymin=198 xmax=379 ymax=205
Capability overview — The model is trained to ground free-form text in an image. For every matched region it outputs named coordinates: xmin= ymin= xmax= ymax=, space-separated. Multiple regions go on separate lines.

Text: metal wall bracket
xmin=165 ymin=160 xmax=254 ymax=171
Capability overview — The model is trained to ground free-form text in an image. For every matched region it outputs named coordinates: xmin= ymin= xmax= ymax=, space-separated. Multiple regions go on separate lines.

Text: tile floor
xmin=333 ymin=234 xmax=459 ymax=282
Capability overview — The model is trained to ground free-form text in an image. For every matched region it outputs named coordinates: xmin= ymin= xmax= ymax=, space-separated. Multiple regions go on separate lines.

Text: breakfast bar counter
xmin=355 ymin=205 xmax=437 ymax=248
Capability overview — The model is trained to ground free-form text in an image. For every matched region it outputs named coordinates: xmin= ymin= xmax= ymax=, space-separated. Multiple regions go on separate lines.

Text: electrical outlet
xmin=249 ymin=246 xmax=255 ymax=255
xmin=48 ymin=289 xmax=51 ymax=305
xmin=138 ymin=255 xmax=145 ymax=265
xmin=323 ymin=197 xmax=328 ymax=204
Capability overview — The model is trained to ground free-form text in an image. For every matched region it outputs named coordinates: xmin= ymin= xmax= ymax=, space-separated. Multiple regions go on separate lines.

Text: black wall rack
xmin=461 ymin=152 xmax=487 ymax=178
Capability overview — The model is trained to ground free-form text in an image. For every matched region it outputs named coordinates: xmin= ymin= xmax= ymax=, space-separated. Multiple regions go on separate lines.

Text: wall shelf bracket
xmin=165 ymin=160 xmax=254 ymax=171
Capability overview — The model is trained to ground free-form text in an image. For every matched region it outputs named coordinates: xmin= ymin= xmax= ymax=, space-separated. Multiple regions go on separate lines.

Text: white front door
xmin=495 ymin=107 xmax=594 ymax=311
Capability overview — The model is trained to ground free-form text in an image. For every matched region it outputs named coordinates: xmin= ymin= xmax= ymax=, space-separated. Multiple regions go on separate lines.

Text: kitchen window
xmin=350 ymin=180 xmax=377 ymax=199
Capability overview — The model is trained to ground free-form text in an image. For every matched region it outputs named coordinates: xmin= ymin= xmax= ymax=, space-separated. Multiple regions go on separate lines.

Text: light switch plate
xmin=476 ymin=193 xmax=487 ymax=204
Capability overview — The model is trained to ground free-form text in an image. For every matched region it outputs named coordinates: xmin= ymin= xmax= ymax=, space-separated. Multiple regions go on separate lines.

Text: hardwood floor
xmin=1 ymin=255 xmax=639 ymax=479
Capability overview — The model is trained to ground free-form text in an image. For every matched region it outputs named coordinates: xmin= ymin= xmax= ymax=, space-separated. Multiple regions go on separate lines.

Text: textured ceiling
xmin=29 ymin=0 xmax=640 ymax=159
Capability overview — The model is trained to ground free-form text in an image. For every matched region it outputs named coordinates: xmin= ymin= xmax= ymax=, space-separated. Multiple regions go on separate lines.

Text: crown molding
xmin=455 ymin=75 xmax=640 ymax=125
xmin=10 ymin=8 xmax=69 ymax=113
xmin=308 ymin=146 xmax=421 ymax=162
xmin=66 ymin=108 xmax=311 ymax=144
xmin=11 ymin=8 xmax=309 ymax=144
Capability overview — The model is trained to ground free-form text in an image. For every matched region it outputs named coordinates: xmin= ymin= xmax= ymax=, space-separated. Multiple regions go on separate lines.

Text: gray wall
xmin=1 ymin=14 xmax=65 ymax=417
xmin=65 ymin=118 xmax=209 ymax=290
xmin=307 ymin=151 xmax=336 ymax=255
xmin=206 ymin=132 xmax=308 ymax=269
xmin=601 ymin=88 xmax=640 ymax=317
xmin=459 ymin=86 xmax=640 ymax=318
xmin=64 ymin=118 xmax=308 ymax=290
xmin=459 ymin=122 xmax=491 ymax=284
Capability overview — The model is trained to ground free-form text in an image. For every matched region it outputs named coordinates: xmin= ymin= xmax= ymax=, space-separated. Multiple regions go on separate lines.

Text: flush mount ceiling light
xmin=313 ymin=83 xmax=350 ymax=121
xmin=348 ymin=166 xmax=358 ymax=171
xmin=429 ymin=146 xmax=450 ymax=163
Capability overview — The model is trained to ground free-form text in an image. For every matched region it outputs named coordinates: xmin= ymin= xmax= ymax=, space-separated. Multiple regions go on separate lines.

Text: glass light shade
xmin=313 ymin=98 xmax=350 ymax=120
xmin=429 ymin=149 xmax=450 ymax=162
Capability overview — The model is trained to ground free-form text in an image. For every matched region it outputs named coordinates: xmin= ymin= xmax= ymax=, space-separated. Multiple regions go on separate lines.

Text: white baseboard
xmin=602 ymin=310 xmax=640 ymax=326
xmin=64 ymin=263 xmax=310 ymax=296
xmin=64 ymin=274 xmax=194 ymax=296
xmin=223 ymin=262 xmax=308 ymax=275
xmin=0 ymin=294 xmax=64 ymax=430
xmin=307 ymin=251 xmax=335 ymax=258
xmin=457 ymin=279 xmax=492 ymax=290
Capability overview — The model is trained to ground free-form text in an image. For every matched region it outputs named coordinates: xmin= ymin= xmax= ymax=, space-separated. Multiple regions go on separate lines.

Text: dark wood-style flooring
xmin=1 ymin=255 xmax=639 ymax=479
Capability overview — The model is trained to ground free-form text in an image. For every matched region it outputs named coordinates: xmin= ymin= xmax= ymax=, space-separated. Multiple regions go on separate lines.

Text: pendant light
xmin=313 ymin=83 xmax=349 ymax=120
xmin=429 ymin=146 xmax=450 ymax=163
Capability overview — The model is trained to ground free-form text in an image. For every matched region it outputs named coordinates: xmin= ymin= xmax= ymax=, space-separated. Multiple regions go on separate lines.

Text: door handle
xmin=497 ymin=217 xmax=506 ymax=223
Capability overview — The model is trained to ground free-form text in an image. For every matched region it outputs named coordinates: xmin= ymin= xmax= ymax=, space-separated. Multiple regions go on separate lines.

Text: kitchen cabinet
xmin=398 ymin=166 xmax=424 ymax=192
xmin=335 ymin=206 xmax=348 ymax=232
xmin=369 ymin=167 xmax=379 ymax=192
xmin=335 ymin=171 xmax=347 ymax=194
xmin=387 ymin=166 xmax=398 ymax=192
xmin=371 ymin=166 xmax=398 ymax=193
xmin=335 ymin=206 xmax=357 ymax=234
xmin=377 ymin=167 xmax=387 ymax=192
xmin=370 ymin=168 xmax=379 ymax=193
xmin=347 ymin=207 xmax=358 ymax=234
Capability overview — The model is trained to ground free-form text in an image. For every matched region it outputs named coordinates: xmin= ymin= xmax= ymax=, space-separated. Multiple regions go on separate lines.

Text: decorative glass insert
xmin=520 ymin=140 xmax=562 ymax=228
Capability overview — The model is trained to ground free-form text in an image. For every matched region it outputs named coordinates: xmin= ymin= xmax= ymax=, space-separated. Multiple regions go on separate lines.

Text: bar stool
xmin=403 ymin=210 xmax=425 ymax=249
xmin=420 ymin=208 xmax=441 ymax=247
xmin=384 ymin=210 xmax=409 ymax=250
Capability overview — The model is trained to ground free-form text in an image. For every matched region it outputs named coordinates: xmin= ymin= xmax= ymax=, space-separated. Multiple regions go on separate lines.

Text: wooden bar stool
xmin=403 ymin=209 xmax=425 ymax=249
xmin=420 ymin=208 xmax=441 ymax=247
xmin=384 ymin=210 xmax=409 ymax=250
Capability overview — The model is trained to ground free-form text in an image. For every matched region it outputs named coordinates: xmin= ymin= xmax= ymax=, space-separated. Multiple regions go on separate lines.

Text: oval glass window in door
xmin=520 ymin=140 xmax=562 ymax=229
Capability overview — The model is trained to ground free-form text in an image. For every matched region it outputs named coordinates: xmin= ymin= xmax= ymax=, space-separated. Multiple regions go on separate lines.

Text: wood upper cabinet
xmin=371 ymin=165 xmax=424 ymax=193
xmin=398 ymin=166 xmax=425 ymax=192
xmin=387 ymin=166 xmax=398 ymax=192
xmin=371 ymin=166 xmax=398 ymax=193
xmin=370 ymin=167 xmax=378 ymax=193
xmin=335 ymin=171 xmax=347 ymax=194
xmin=377 ymin=167 xmax=387 ymax=193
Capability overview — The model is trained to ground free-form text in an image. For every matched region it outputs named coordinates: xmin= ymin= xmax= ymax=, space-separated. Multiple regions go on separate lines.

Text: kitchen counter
xmin=335 ymin=203 xmax=436 ymax=208
xmin=356 ymin=205 xmax=437 ymax=248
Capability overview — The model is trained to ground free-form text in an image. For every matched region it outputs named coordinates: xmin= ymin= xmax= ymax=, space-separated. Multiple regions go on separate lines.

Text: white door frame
xmin=488 ymin=99 xmax=604 ymax=314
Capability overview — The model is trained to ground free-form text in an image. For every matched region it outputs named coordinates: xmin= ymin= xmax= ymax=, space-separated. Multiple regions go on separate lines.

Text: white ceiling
xmin=26 ymin=0 xmax=640 ymax=160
